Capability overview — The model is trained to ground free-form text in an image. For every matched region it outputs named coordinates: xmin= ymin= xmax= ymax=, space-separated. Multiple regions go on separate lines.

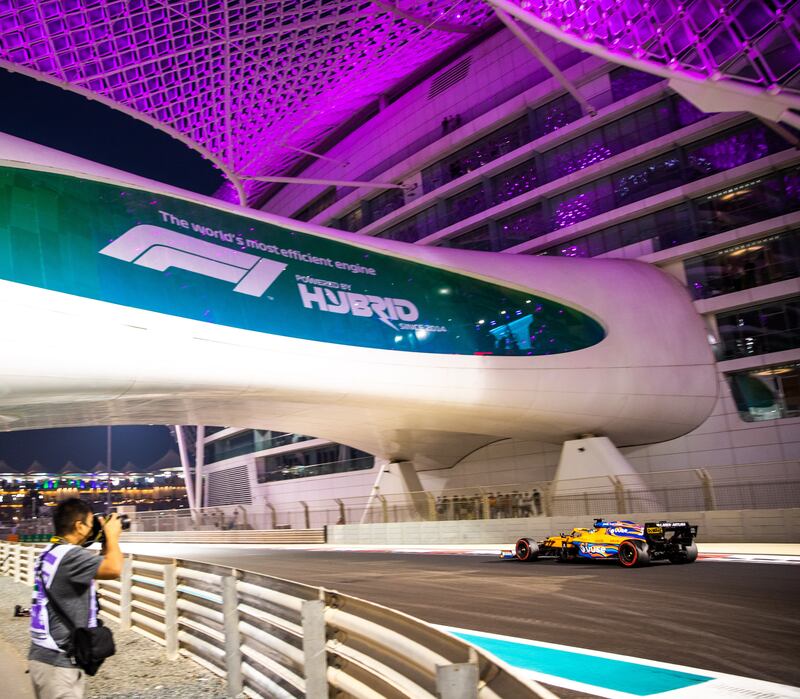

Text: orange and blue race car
xmin=508 ymin=519 xmax=699 ymax=568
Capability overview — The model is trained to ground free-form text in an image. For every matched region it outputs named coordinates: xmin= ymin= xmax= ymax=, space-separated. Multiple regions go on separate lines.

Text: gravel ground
xmin=0 ymin=576 xmax=227 ymax=699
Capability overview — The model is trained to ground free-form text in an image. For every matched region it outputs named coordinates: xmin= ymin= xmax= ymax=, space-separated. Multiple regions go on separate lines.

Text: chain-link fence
xmin=7 ymin=461 xmax=799 ymax=535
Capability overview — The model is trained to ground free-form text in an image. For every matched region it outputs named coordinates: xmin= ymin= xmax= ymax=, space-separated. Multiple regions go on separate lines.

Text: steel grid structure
xmin=0 ymin=1 xmax=798 ymax=205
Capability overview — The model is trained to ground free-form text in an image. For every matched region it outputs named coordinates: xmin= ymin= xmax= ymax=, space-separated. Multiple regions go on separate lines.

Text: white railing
xmin=0 ymin=541 xmax=557 ymax=699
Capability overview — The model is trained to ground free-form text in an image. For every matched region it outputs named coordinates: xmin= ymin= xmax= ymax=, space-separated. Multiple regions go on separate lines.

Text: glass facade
xmin=393 ymin=119 xmax=791 ymax=247
xmin=380 ymin=206 xmax=440 ymax=243
xmin=368 ymin=187 xmax=406 ymax=223
xmin=422 ymin=115 xmax=530 ymax=193
xmin=716 ymin=297 xmax=800 ymax=360
xmin=543 ymin=95 xmax=705 ymax=182
xmin=333 ymin=68 xmax=668 ymax=234
xmin=491 ymin=159 xmax=538 ymax=206
xmin=446 ymin=183 xmax=487 ymax=226
xmin=498 ymin=203 xmax=547 ymax=249
xmin=205 ymin=430 xmax=315 ymax=465
xmin=609 ymin=65 xmax=662 ymax=102
xmin=293 ymin=188 xmax=336 ymax=222
xmin=685 ymin=231 xmax=800 ymax=300
xmin=727 ymin=363 xmax=800 ymax=422
xmin=256 ymin=445 xmax=374 ymax=483
xmin=442 ymin=226 xmax=493 ymax=251
xmin=542 ymin=165 xmax=800 ymax=258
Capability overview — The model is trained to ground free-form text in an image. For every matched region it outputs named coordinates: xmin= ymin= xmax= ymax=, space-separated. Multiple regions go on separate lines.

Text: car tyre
xmin=618 ymin=540 xmax=649 ymax=567
xmin=515 ymin=537 xmax=539 ymax=561
xmin=669 ymin=542 xmax=698 ymax=564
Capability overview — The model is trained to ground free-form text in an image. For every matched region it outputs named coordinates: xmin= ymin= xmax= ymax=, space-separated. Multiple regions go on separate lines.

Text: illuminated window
xmin=727 ymin=363 xmax=800 ymax=422
xmin=685 ymin=231 xmax=800 ymax=300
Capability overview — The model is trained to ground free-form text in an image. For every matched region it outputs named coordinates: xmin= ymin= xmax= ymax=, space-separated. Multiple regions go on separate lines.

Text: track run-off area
xmin=119 ymin=543 xmax=800 ymax=699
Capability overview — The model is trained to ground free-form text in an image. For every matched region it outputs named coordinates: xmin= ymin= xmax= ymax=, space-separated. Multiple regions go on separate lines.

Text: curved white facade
xmin=0 ymin=134 xmax=717 ymax=468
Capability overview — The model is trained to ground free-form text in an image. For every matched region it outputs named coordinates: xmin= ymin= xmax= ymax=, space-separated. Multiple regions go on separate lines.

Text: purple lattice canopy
xmin=1 ymin=0 xmax=798 ymax=206
xmin=0 ymin=0 xmax=493 ymax=203
xmin=507 ymin=0 xmax=800 ymax=90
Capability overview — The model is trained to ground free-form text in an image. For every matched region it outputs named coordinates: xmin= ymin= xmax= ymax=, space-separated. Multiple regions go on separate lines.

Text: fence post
xmin=163 ymin=562 xmax=179 ymax=660
xmin=541 ymin=482 xmax=553 ymax=517
xmin=426 ymin=492 xmax=438 ymax=521
xmin=300 ymin=501 xmax=311 ymax=529
xmin=696 ymin=469 xmax=716 ymax=511
xmin=119 ymin=557 xmax=133 ymax=630
xmin=27 ymin=546 xmax=35 ymax=585
xmin=377 ymin=495 xmax=388 ymax=523
xmin=480 ymin=492 xmax=490 ymax=521
xmin=222 ymin=574 xmax=243 ymax=697
xmin=14 ymin=544 xmax=22 ymax=583
xmin=610 ymin=476 xmax=626 ymax=514
xmin=436 ymin=663 xmax=479 ymax=699
xmin=302 ymin=598 xmax=328 ymax=699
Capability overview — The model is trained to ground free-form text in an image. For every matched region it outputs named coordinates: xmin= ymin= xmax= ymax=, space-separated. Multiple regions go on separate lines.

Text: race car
xmin=509 ymin=519 xmax=699 ymax=567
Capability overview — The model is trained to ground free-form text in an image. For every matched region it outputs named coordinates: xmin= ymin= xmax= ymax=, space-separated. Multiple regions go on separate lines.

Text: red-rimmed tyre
xmin=618 ymin=540 xmax=649 ymax=567
xmin=515 ymin=537 xmax=539 ymax=561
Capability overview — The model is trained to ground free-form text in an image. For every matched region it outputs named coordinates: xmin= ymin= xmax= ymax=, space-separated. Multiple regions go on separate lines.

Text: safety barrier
xmin=118 ymin=460 xmax=800 ymax=534
xmin=0 ymin=541 xmax=557 ymax=699
xmin=120 ymin=529 xmax=327 ymax=545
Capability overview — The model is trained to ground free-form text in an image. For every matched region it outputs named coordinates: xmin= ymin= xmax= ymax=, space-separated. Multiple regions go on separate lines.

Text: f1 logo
xmin=99 ymin=225 xmax=287 ymax=297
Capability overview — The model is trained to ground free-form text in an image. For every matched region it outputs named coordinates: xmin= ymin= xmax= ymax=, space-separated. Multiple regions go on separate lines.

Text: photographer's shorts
xmin=29 ymin=660 xmax=86 ymax=699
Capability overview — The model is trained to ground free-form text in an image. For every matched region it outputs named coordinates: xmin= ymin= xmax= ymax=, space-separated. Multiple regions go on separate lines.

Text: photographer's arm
xmin=96 ymin=514 xmax=124 ymax=579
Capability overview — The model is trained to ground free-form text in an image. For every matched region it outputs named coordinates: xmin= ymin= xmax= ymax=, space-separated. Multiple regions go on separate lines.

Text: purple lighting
xmin=554 ymin=193 xmax=593 ymax=229
xmin=0 ymin=0 xmax=797 ymax=207
xmin=507 ymin=0 xmax=800 ymax=95
xmin=0 ymin=0 xmax=493 ymax=204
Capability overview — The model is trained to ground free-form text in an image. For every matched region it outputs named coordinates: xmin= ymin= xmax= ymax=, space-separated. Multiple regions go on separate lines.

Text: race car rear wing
xmin=644 ymin=521 xmax=698 ymax=544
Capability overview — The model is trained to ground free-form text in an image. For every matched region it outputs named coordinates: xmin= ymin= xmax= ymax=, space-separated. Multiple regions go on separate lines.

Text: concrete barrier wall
xmin=121 ymin=529 xmax=326 ymax=544
xmin=327 ymin=509 xmax=800 ymax=545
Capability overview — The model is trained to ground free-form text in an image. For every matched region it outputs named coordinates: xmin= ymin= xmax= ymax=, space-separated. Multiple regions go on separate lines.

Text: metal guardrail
xmin=0 ymin=541 xmax=557 ymax=699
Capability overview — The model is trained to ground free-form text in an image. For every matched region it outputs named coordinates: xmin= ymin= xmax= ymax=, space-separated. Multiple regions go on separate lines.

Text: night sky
xmin=0 ymin=69 xmax=225 ymax=471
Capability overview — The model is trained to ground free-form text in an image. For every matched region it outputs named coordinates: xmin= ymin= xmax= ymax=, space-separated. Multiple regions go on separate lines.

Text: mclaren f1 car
xmin=508 ymin=519 xmax=699 ymax=567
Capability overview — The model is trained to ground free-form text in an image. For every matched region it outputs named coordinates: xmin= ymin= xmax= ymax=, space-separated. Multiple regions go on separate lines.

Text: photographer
xmin=28 ymin=498 xmax=123 ymax=699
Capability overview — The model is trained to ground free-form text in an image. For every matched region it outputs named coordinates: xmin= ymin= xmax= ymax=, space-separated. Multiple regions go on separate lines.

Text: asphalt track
xmin=132 ymin=547 xmax=800 ymax=691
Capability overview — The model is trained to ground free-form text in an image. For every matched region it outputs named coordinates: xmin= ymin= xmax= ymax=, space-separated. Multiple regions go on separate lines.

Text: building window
xmin=340 ymin=206 xmax=364 ymax=232
xmin=379 ymin=207 xmax=439 ymax=243
xmin=292 ymin=188 xmax=336 ymax=222
xmin=256 ymin=446 xmax=374 ymax=483
xmin=694 ymin=170 xmax=800 ymax=239
xmin=613 ymin=151 xmax=683 ymax=206
xmin=609 ymin=65 xmax=662 ymax=102
xmin=685 ymin=231 xmax=800 ymax=300
xmin=421 ymin=116 xmax=530 ymax=193
xmin=491 ymin=159 xmax=538 ymax=206
xmin=716 ymin=297 xmax=800 ymax=360
xmin=497 ymin=203 xmax=547 ymax=248
xmin=205 ymin=430 xmax=314 ymax=465
xmin=446 ymin=183 xmax=487 ymax=225
xmin=368 ymin=187 xmax=405 ymax=223
xmin=549 ymin=178 xmax=614 ymax=230
xmin=727 ymin=363 xmax=800 ymax=422
xmin=441 ymin=226 xmax=493 ymax=251
xmin=540 ymin=166 xmax=799 ymax=258
xmin=533 ymin=92 xmax=582 ymax=136
xmin=685 ymin=121 xmax=785 ymax=180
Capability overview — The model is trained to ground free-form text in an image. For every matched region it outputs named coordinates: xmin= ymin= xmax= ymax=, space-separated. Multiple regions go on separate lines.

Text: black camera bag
xmin=37 ymin=547 xmax=116 ymax=676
